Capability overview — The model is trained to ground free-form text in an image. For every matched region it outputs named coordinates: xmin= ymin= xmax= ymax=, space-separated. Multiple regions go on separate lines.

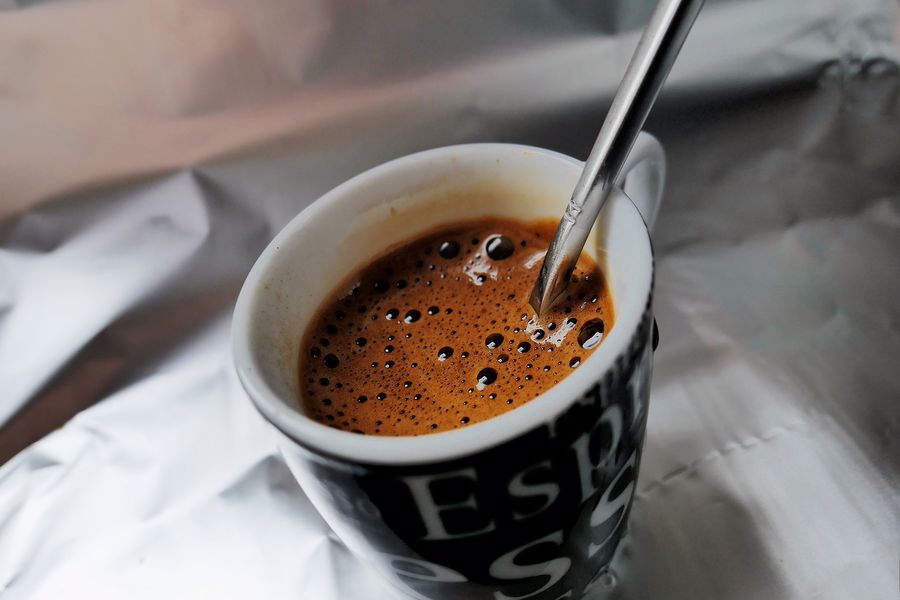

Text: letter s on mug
xmin=588 ymin=450 xmax=636 ymax=558
xmin=508 ymin=460 xmax=560 ymax=520
xmin=571 ymin=404 xmax=624 ymax=504
xmin=383 ymin=553 xmax=468 ymax=600
xmin=489 ymin=531 xmax=572 ymax=599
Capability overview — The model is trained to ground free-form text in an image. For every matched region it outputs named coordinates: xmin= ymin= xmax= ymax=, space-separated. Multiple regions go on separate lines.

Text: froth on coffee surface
xmin=299 ymin=217 xmax=614 ymax=436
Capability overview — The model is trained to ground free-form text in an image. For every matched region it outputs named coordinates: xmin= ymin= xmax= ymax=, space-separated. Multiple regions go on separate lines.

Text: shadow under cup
xmin=232 ymin=142 xmax=658 ymax=600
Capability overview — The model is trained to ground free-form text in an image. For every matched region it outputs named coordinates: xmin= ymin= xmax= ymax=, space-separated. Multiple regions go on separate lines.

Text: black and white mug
xmin=232 ymin=136 xmax=664 ymax=600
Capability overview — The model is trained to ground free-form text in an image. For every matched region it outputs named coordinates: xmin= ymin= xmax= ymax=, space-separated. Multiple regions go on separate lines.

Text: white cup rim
xmin=232 ymin=142 xmax=654 ymax=466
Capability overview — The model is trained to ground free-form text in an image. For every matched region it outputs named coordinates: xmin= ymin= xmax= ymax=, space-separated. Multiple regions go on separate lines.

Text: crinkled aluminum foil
xmin=1 ymin=0 xmax=898 ymax=598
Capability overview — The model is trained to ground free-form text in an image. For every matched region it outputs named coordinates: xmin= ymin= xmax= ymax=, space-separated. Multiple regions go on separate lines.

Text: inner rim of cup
xmin=231 ymin=143 xmax=654 ymax=466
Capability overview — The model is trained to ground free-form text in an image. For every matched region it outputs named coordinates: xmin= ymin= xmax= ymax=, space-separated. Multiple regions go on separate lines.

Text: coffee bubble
xmin=438 ymin=240 xmax=460 ymax=259
xmin=477 ymin=368 xmax=498 ymax=386
xmin=485 ymin=333 xmax=504 ymax=349
xmin=485 ymin=235 xmax=515 ymax=260
xmin=578 ymin=319 xmax=605 ymax=349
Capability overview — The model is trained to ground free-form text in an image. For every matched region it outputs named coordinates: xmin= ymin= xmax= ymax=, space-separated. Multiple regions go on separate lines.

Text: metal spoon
xmin=529 ymin=0 xmax=704 ymax=315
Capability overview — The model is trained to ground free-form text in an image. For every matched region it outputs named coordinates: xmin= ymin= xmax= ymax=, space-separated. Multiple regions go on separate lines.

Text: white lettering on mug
xmin=571 ymin=404 xmax=623 ymax=503
xmin=489 ymin=531 xmax=572 ymax=599
xmin=384 ymin=553 xmax=468 ymax=600
xmin=403 ymin=468 xmax=496 ymax=540
xmin=587 ymin=450 xmax=636 ymax=558
xmin=508 ymin=460 xmax=560 ymax=520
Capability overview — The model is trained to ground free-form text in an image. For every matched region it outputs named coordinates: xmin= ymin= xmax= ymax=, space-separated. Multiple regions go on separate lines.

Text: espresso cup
xmin=232 ymin=134 xmax=664 ymax=600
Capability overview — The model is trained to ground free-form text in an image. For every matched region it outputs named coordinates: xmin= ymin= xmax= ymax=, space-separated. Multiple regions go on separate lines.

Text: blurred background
xmin=0 ymin=1 xmax=898 ymax=598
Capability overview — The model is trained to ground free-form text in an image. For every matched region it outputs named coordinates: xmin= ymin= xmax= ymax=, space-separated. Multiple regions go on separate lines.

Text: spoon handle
xmin=530 ymin=0 xmax=704 ymax=315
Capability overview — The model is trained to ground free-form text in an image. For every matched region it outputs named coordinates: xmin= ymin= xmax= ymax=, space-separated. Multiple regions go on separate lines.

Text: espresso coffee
xmin=299 ymin=217 xmax=614 ymax=436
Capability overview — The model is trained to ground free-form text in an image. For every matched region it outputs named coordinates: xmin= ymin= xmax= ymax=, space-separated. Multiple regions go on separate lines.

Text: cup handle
xmin=616 ymin=132 xmax=666 ymax=231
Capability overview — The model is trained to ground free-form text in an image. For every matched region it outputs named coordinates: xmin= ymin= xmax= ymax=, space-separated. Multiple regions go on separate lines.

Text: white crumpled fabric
xmin=1 ymin=0 xmax=898 ymax=598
